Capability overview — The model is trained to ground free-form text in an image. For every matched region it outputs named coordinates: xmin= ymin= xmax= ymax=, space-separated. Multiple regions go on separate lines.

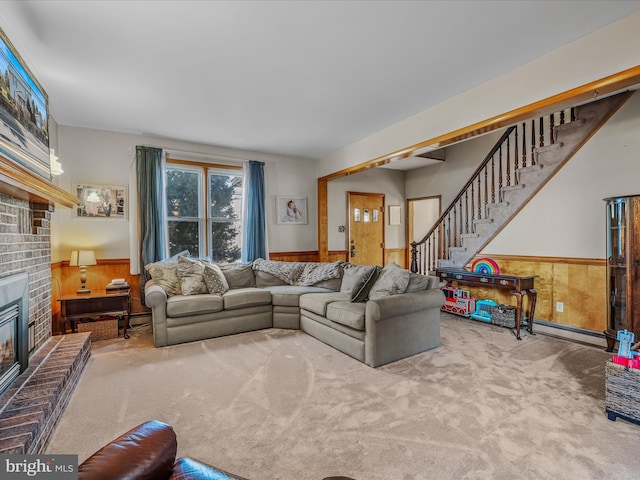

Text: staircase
xmin=410 ymin=91 xmax=634 ymax=274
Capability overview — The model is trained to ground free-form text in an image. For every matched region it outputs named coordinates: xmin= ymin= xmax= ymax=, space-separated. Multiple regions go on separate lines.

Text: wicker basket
xmin=490 ymin=304 xmax=517 ymax=328
xmin=76 ymin=318 xmax=119 ymax=341
xmin=605 ymin=360 xmax=640 ymax=425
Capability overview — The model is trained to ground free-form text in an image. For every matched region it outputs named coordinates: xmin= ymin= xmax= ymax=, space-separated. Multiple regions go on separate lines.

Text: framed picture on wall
xmin=0 ymin=27 xmax=51 ymax=180
xmin=74 ymin=183 xmax=127 ymax=219
xmin=276 ymin=196 xmax=307 ymax=224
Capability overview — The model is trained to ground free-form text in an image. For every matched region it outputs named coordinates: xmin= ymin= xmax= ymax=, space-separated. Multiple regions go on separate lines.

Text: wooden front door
xmin=348 ymin=192 xmax=384 ymax=266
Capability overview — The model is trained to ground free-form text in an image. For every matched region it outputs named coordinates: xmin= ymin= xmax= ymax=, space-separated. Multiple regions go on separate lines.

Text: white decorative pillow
xmin=203 ymin=263 xmax=229 ymax=294
xmin=144 ymin=250 xmax=190 ymax=296
xmin=369 ymin=262 xmax=411 ymax=300
xmin=177 ymin=256 xmax=208 ymax=295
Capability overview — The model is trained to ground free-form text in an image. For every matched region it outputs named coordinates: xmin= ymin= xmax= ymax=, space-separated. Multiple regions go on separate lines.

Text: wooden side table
xmin=58 ymin=289 xmax=131 ymax=339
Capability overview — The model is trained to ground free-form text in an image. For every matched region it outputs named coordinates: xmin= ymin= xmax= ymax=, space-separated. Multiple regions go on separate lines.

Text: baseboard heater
xmin=532 ymin=318 xmax=606 ymax=347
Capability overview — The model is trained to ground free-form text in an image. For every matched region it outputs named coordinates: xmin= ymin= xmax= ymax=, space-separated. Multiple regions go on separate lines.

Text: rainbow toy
xmin=471 ymin=257 xmax=500 ymax=275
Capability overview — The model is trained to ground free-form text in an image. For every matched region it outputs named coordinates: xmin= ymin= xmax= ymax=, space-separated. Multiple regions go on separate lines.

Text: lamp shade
xmin=69 ymin=250 xmax=97 ymax=267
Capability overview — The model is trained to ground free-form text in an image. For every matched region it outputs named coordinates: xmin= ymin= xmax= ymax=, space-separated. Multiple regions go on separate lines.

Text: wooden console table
xmin=435 ymin=268 xmax=537 ymax=340
xmin=58 ymin=289 xmax=131 ymax=339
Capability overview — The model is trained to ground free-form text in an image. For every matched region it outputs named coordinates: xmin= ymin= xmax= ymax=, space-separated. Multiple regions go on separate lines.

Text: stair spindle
xmin=464 ymin=191 xmax=469 ymax=234
xmin=514 ymin=127 xmax=519 ymax=183
xmin=571 ymin=107 xmax=576 ymax=122
xmin=530 ymin=119 xmax=536 ymax=166
xmin=506 ymin=136 xmax=511 ymax=188
xmin=491 ymin=156 xmax=495 ymax=203
xmin=483 ymin=167 xmax=488 ymax=216
xmin=560 ymin=109 xmax=565 ymax=125
xmin=498 ymin=145 xmax=503 ymax=201
xmin=522 ymin=122 xmax=527 ymax=167
xmin=550 ymin=112 xmax=555 ymax=144
xmin=539 ymin=116 xmax=544 ymax=147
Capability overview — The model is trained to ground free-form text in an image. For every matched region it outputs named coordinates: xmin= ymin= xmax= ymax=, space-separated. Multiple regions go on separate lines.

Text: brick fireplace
xmin=0 ymin=190 xmax=91 ymax=454
xmin=0 ymin=193 xmax=55 ymax=353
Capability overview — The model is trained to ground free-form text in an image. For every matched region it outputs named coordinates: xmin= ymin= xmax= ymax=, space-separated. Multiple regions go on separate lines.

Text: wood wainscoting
xmin=460 ymin=255 xmax=606 ymax=333
xmin=270 ymin=249 xmax=407 ymax=267
xmin=51 ymin=259 xmax=145 ymax=335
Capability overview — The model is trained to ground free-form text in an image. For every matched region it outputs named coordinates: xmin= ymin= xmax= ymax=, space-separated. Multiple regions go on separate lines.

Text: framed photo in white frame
xmin=276 ymin=196 xmax=307 ymax=224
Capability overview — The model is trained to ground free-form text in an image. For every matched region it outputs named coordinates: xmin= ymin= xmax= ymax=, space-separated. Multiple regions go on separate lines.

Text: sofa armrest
xmin=145 ymin=279 xmax=168 ymax=308
xmin=79 ymin=420 xmax=177 ymax=480
xmin=366 ymin=289 xmax=445 ymax=322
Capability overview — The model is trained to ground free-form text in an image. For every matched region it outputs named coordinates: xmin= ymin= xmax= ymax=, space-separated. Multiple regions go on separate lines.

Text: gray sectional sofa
xmin=144 ymin=257 xmax=445 ymax=367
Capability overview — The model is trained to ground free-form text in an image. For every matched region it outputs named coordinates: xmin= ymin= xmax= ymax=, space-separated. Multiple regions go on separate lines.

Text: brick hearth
xmin=0 ymin=333 xmax=90 ymax=454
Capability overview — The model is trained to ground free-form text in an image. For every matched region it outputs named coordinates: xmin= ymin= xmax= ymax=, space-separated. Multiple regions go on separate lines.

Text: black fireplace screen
xmin=0 ymin=272 xmax=29 ymax=396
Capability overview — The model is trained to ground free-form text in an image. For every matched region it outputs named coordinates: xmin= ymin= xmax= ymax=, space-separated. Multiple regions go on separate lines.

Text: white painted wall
xmin=319 ymin=12 xmax=640 ymax=177
xmin=51 ymin=126 xmax=317 ymax=262
xmin=327 ymin=168 xmax=405 ymax=251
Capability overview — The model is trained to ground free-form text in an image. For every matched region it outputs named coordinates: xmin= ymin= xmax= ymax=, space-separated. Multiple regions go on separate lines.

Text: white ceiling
xmin=1 ymin=1 xmax=639 ymax=161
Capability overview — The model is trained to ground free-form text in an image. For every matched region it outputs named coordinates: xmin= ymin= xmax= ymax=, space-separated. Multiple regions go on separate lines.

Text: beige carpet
xmin=45 ymin=313 xmax=639 ymax=480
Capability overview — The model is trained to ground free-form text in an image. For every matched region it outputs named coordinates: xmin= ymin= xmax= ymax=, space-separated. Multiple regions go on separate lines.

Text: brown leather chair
xmin=78 ymin=420 xmax=248 ymax=480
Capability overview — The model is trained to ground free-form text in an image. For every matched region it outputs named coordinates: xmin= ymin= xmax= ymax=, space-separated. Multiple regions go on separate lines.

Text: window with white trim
xmin=165 ymin=161 xmax=243 ymax=262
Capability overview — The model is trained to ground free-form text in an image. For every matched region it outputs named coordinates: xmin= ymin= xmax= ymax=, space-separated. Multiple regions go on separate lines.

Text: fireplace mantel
xmin=0 ymin=155 xmax=76 ymax=208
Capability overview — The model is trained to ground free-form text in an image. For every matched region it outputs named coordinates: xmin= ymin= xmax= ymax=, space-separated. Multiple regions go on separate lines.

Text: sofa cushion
xmin=369 ymin=262 xmax=411 ymax=300
xmin=203 ymin=263 xmax=229 ymax=294
xmin=254 ymin=270 xmax=289 ymax=287
xmin=406 ymin=272 xmax=439 ymax=292
xmin=218 ymin=263 xmax=256 ymax=288
xmin=340 ymin=265 xmax=380 ymax=302
xmin=326 ymin=301 xmax=366 ymax=331
xmin=264 ymin=285 xmax=334 ymax=306
xmin=223 ymin=288 xmax=272 ymax=310
xmin=311 ymin=278 xmax=342 ymax=292
xmin=177 ymin=256 xmax=210 ymax=295
xmin=166 ymin=294 xmax=224 ymax=317
xmin=300 ymin=292 xmax=350 ymax=316
xmin=144 ymin=250 xmax=190 ymax=296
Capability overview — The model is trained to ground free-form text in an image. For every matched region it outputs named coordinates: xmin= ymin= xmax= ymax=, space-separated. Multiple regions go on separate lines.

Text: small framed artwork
xmin=74 ymin=184 xmax=127 ymax=219
xmin=373 ymin=209 xmax=379 ymax=222
xmin=354 ymin=208 xmax=361 ymax=222
xmin=276 ymin=196 xmax=307 ymax=224
xmin=389 ymin=205 xmax=402 ymax=226
xmin=363 ymin=209 xmax=370 ymax=222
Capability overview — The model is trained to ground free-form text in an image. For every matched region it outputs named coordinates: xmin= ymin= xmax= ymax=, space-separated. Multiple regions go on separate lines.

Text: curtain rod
xmin=136 ymin=144 xmax=247 ymax=165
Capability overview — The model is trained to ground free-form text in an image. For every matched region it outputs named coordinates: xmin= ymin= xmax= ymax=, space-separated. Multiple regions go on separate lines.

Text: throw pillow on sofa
xmin=218 ymin=263 xmax=256 ymax=288
xmin=340 ymin=264 xmax=380 ymax=302
xmin=369 ymin=262 xmax=410 ymax=300
xmin=406 ymin=272 xmax=438 ymax=292
xmin=203 ymin=263 xmax=229 ymax=294
xmin=144 ymin=250 xmax=190 ymax=296
xmin=177 ymin=256 xmax=209 ymax=295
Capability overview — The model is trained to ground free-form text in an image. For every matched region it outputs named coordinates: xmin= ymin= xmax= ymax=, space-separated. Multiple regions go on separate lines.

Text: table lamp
xmin=70 ymin=250 xmax=97 ymax=293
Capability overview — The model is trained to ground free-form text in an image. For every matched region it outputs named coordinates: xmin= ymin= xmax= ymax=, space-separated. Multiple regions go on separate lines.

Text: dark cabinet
xmin=605 ymin=195 xmax=640 ymax=339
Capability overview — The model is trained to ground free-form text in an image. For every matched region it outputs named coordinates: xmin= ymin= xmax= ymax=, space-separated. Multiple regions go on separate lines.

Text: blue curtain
xmin=136 ymin=146 xmax=166 ymax=301
xmin=242 ymin=160 xmax=267 ymax=262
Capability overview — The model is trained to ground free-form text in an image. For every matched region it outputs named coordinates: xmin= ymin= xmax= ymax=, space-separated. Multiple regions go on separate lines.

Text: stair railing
xmin=410 ymin=107 xmax=575 ymax=274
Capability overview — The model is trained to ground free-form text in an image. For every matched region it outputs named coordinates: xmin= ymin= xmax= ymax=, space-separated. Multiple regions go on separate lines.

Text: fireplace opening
xmin=0 ymin=272 xmax=29 ymax=396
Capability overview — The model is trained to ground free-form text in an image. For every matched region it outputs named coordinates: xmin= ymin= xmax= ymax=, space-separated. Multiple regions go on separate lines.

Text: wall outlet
xmin=556 ymin=301 xmax=564 ymax=313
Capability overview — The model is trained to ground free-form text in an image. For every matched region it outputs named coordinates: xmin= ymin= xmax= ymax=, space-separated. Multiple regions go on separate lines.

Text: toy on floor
xmin=469 ymin=299 xmax=498 ymax=323
xmin=611 ymin=330 xmax=639 ymax=368
xmin=441 ymin=286 xmax=476 ymax=317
